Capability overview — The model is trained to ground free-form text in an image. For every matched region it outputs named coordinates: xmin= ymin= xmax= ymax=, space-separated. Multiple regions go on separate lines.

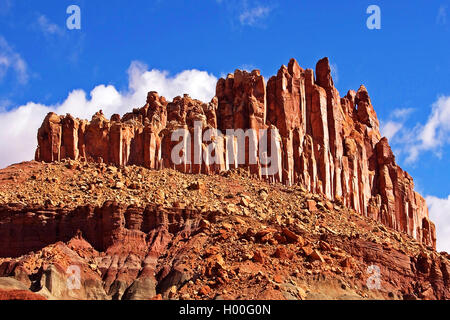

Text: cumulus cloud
xmin=0 ymin=61 xmax=217 ymax=168
xmin=418 ymin=96 xmax=450 ymax=148
xmin=381 ymin=120 xmax=403 ymax=141
xmin=239 ymin=5 xmax=271 ymax=26
xmin=0 ymin=36 xmax=29 ymax=84
xmin=406 ymin=96 xmax=450 ymax=162
xmin=380 ymin=97 xmax=450 ymax=163
xmin=426 ymin=195 xmax=450 ymax=253
xmin=37 ymin=15 xmax=64 ymax=36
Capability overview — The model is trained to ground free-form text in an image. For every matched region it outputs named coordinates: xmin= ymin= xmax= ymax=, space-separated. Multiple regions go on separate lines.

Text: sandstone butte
xmin=0 ymin=58 xmax=447 ymax=301
xmin=34 ymin=57 xmax=436 ymax=249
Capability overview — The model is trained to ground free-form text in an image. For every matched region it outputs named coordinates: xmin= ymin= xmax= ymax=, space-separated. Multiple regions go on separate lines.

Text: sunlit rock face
xmin=35 ymin=58 xmax=436 ymax=249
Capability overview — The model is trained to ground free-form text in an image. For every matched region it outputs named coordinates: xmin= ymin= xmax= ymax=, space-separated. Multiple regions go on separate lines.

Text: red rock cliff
xmin=34 ymin=58 xmax=436 ymax=249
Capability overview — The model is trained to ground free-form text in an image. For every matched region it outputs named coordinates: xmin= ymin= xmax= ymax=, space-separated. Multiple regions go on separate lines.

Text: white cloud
xmin=381 ymin=120 xmax=403 ymax=141
xmin=380 ymin=98 xmax=450 ymax=163
xmin=0 ymin=36 xmax=29 ymax=84
xmin=418 ymin=96 xmax=450 ymax=149
xmin=426 ymin=195 xmax=450 ymax=253
xmin=33 ymin=14 xmax=85 ymax=63
xmin=406 ymin=96 xmax=450 ymax=162
xmin=37 ymin=15 xmax=64 ymax=36
xmin=380 ymin=107 xmax=415 ymax=142
xmin=0 ymin=61 xmax=217 ymax=168
xmin=239 ymin=5 xmax=271 ymax=26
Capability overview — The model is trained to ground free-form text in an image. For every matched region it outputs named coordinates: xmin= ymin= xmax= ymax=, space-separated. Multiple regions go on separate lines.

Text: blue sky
xmin=1 ymin=0 xmax=450 ymax=250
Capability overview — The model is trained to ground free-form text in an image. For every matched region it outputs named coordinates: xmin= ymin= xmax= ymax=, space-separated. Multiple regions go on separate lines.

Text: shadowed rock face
xmin=34 ymin=58 xmax=436 ymax=249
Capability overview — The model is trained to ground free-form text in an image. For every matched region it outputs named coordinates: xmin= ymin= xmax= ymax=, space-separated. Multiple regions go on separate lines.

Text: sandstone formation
xmin=34 ymin=58 xmax=436 ymax=249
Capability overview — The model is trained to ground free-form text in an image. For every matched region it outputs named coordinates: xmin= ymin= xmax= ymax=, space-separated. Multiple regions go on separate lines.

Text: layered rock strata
xmin=34 ymin=58 xmax=436 ymax=248
xmin=0 ymin=201 xmax=199 ymax=299
xmin=0 ymin=197 xmax=448 ymax=300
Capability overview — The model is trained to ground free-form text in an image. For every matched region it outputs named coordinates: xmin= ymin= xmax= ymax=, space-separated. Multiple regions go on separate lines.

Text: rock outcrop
xmin=34 ymin=58 xmax=436 ymax=249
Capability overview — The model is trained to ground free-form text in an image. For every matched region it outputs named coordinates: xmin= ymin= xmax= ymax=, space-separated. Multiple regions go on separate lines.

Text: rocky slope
xmin=0 ymin=161 xmax=448 ymax=300
xmin=34 ymin=58 xmax=435 ymax=249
